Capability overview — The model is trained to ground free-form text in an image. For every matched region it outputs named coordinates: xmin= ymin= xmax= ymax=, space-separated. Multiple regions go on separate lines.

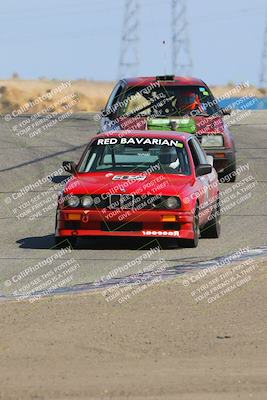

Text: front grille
xmin=109 ymin=194 xmax=135 ymax=210
xmin=108 ymin=194 xmax=165 ymax=210
xmin=64 ymin=194 xmax=179 ymax=211
xmin=101 ymin=222 xmax=143 ymax=232
xmin=65 ymin=194 xmax=167 ymax=210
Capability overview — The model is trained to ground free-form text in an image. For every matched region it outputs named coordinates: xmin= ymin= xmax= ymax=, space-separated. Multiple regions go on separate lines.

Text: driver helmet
xmin=178 ymin=91 xmax=201 ymax=112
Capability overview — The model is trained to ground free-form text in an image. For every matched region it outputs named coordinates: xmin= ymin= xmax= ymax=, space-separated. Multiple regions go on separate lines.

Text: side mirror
xmin=221 ymin=108 xmax=232 ymax=116
xmin=196 ymin=164 xmax=212 ymax=177
xmin=62 ymin=161 xmax=77 ymax=174
xmin=206 ymin=155 xmax=214 ymax=167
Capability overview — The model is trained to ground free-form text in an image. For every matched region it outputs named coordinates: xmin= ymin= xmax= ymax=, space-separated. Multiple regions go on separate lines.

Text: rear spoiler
xmin=156 ymin=75 xmax=175 ymax=81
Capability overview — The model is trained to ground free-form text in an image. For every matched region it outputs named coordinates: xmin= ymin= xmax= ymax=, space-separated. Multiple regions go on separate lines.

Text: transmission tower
xmin=260 ymin=12 xmax=267 ymax=86
xmin=118 ymin=0 xmax=140 ymax=78
xmin=172 ymin=0 xmax=193 ymax=76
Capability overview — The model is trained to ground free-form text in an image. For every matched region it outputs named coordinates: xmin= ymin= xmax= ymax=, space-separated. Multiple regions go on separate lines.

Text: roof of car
xmin=121 ymin=76 xmax=206 ymax=87
xmin=95 ymin=130 xmax=192 ymax=142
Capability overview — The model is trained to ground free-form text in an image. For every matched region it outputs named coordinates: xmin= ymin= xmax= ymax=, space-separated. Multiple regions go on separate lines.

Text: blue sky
xmin=0 ymin=0 xmax=266 ymax=85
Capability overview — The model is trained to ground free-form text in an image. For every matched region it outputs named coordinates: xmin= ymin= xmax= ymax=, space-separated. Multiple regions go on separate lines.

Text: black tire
xmin=54 ymin=236 xmax=77 ymax=249
xmin=179 ymin=206 xmax=200 ymax=248
xmin=219 ymin=160 xmax=236 ymax=183
xmin=201 ymin=198 xmax=221 ymax=238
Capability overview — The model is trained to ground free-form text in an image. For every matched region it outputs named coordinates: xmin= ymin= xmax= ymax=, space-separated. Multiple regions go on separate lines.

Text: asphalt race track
xmin=0 ymin=111 xmax=266 ymax=298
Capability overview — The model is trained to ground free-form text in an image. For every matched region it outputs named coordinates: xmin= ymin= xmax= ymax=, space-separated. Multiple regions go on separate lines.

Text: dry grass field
xmin=0 ymin=79 xmax=115 ymax=115
xmin=0 ymin=78 xmax=265 ymax=115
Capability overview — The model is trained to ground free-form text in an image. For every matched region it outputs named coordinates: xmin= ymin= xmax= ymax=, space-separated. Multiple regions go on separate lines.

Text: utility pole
xmin=118 ymin=0 xmax=140 ymax=78
xmin=172 ymin=0 xmax=193 ymax=76
xmin=260 ymin=12 xmax=267 ymax=86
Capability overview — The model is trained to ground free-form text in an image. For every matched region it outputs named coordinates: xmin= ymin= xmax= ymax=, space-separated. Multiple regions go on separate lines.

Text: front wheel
xmin=201 ymin=198 xmax=221 ymax=238
xmin=178 ymin=206 xmax=200 ymax=248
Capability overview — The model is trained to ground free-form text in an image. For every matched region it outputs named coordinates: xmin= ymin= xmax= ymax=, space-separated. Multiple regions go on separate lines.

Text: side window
xmin=192 ymin=138 xmax=208 ymax=164
xmin=105 ymin=82 xmax=124 ymax=116
xmin=188 ymin=139 xmax=201 ymax=167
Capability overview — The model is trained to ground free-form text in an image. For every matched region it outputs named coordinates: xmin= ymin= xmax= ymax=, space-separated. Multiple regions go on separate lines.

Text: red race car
xmin=100 ymin=75 xmax=236 ymax=182
xmin=55 ymin=130 xmax=221 ymax=248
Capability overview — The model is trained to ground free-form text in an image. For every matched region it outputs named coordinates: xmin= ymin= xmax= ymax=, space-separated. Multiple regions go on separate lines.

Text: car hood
xmin=64 ymin=172 xmax=194 ymax=197
xmin=116 ymin=115 xmax=225 ymax=134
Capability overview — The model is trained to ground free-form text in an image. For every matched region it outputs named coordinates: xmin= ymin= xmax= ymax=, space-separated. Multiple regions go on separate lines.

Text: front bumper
xmin=204 ymin=147 xmax=235 ymax=173
xmin=55 ymin=209 xmax=195 ymax=239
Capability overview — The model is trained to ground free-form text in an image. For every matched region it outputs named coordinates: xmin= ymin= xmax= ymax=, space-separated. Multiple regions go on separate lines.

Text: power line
xmin=260 ymin=11 xmax=267 ymax=86
xmin=118 ymin=0 xmax=140 ymax=78
xmin=172 ymin=0 xmax=193 ymax=76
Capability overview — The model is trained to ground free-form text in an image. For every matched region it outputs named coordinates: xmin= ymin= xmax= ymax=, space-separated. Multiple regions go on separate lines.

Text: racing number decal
xmin=142 ymin=230 xmax=179 ymax=237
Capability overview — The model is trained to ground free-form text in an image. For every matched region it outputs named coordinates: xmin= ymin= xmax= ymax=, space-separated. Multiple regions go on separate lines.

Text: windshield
xmin=79 ymin=137 xmax=191 ymax=175
xmin=116 ymin=85 xmax=219 ymax=118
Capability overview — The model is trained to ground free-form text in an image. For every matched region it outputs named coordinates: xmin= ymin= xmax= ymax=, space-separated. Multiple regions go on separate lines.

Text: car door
xmin=188 ymin=138 xmax=213 ymax=225
xmin=193 ymin=137 xmax=219 ymax=209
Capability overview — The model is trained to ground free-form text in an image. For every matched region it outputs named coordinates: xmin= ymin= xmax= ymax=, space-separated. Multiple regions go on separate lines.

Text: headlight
xmin=66 ymin=195 xmax=80 ymax=207
xmin=201 ymin=134 xmax=223 ymax=147
xmin=81 ymin=195 xmax=94 ymax=207
xmin=165 ymin=197 xmax=181 ymax=209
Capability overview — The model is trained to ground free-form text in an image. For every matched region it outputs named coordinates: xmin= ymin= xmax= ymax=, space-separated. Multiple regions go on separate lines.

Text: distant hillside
xmin=0 ymin=79 xmax=265 ymax=115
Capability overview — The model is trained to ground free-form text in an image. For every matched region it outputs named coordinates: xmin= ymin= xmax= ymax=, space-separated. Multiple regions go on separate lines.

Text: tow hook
xmin=82 ymin=210 xmax=90 ymax=223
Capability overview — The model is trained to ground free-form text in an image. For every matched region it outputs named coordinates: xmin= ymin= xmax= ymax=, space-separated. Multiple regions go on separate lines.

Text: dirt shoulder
xmin=0 ymin=260 xmax=266 ymax=400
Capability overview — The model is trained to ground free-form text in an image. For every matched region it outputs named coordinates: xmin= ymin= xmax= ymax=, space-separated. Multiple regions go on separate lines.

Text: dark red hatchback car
xmin=100 ymin=75 xmax=236 ymax=182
